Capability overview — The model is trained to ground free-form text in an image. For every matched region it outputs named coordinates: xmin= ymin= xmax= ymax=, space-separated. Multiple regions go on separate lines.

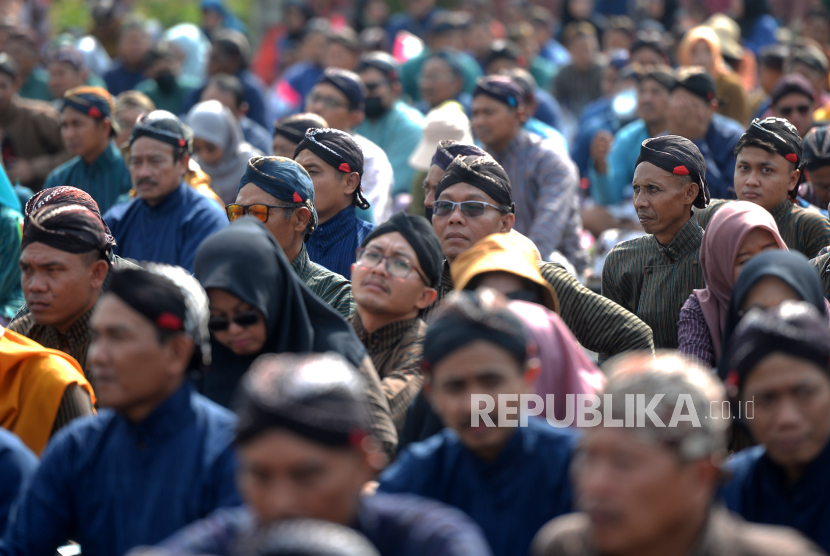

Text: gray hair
xmin=600 ymin=351 xmax=727 ymax=462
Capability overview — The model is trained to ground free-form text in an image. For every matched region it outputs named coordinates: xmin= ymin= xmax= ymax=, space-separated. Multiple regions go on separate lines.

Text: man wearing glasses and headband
xmin=104 ymin=110 xmax=228 ymax=272
xmin=229 ymin=156 xmax=354 ymax=318
xmin=696 ymin=117 xmax=830 ymax=259
xmin=294 ymin=127 xmax=375 ymax=279
xmin=770 ymin=74 xmax=816 ymax=139
xmin=350 ymin=211 xmax=442 ymax=432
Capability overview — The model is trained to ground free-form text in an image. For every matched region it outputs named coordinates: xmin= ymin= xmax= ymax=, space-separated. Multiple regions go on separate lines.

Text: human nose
xmin=447 ymin=203 xmax=466 ymax=225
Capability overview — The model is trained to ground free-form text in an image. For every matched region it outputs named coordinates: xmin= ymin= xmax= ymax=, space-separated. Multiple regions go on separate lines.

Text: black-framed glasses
xmin=432 ymin=200 xmax=508 ymax=218
xmin=307 ymin=93 xmax=348 ymax=109
xmin=355 ymin=247 xmax=430 ymax=285
xmin=226 ymin=203 xmax=300 ymax=223
xmin=778 ymin=105 xmax=812 ymax=117
xmin=207 ymin=310 xmax=262 ymax=332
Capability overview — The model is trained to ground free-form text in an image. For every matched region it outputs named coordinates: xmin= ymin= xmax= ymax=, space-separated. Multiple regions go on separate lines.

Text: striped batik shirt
xmin=602 ymin=217 xmax=705 ymax=350
xmin=291 ymin=244 xmax=355 ymax=319
xmin=431 ymin=258 xmax=654 ymax=360
xmin=697 ymin=199 xmax=830 ymax=260
xmin=351 ymin=312 xmax=427 ymax=433
xmin=811 ymin=251 xmax=830 ymax=302
xmin=306 ymin=205 xmax=376 ymax=279
xmin=487 ymin=130 xmax=588 ymax=272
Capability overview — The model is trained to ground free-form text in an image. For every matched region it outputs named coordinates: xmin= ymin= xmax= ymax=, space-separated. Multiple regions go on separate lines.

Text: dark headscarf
xmin=24 ymin=186 xmax=115 ymax=248
xmin=472 ymin=75 xmax=524 ymax=109
xmin=129 ymin=110 xmax=193 ymax=156
xmin=717 ymin=250 xmax=827 ymax=379
xmin=272 ymin=115 xmax=326 ymax=144
xmin=193 ymin=218 xmax=367 ymax=405
xmin=360 ymin=212 xmax=443 ymax=288
xmin=803 ymin=124 xmax=830 ymax=171
xmin=435 ymin=154 xmax=514 ymax=210
xmin=62 ymin=86 xmax=119 ymax=137
xmin=430 ymin=140 xmax=488 ymax=171
xmin=294 ymin=128 xmax=370 ymax=210
xmin=21 ymin=203 xmax=112 ymax=260
xmin=635 ymin=135 xmax=710 ymax=209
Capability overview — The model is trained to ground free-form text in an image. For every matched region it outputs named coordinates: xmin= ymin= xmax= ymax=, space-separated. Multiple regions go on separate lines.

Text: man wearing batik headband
xmin=471 ymin=75 xmax=587 ymax=272
xmin=232 ymin=156 xmax=354 ymax=318
xmin=602 ymin=135 xmax=708 ymax=349
xmin=696 ymin=117 xmax=830 ymax=259
xmin=2 ymin=264 xmax=241 ymax=556
xmin=42 ymin=86 xmax=131 ymax=213
xmin=294 ymin=127 xmax=376 ymax=279
xmin=104 ymin=110 xmax=228 ymax=272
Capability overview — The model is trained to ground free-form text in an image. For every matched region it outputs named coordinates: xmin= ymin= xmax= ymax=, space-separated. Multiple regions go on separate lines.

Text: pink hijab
xmin=694 ymin=201 xmax=788 ymax=360
xmin=508 ymin=300 xmax=605 ymax=423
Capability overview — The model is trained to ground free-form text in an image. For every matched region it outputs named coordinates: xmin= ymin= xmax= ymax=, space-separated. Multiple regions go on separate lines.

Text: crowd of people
xmin=2 ymin=0 xmax=830 ymax=554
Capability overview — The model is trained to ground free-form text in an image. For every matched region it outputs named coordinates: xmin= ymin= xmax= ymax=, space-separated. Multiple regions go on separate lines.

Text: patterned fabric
xmin=811 ymin=251 xmax=830 ymax=302
xmin=354 ymin=354 xmax=399 ymax=458
xmin=431 ymin=259 xmax=654 ymax=360
xmin=49 ymin=383 xmax=95 ymax=435
xmin=487 ymin=130 xmax=588 ymax=272
xmin=697 ymin=199 xmax=830 ymax=260
xmin=306 ymin=205 xmax=375 ymax=279
xmin=351 ymin=312 xmax=427 ymax=433
xmin=677 ymin=293 xmax=716 ymax=368
xmin=290 ymin=245 xmax=354 ymax=319
xmin=602 ymin=217 xmax=705 ymax=350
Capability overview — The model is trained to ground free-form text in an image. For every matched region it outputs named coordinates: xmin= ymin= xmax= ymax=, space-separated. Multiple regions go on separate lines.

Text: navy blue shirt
xmin=184 ymin=70 xmax=269 ymax=130
xmin=306 ymin=205 xmax=375 ymax=279
xmin=103 ymin=62 xmax=146 ymax=96
xmin=0 ymin=429 xmax=37 ymax=534
xmin=378 ymin=418 xmax=576 ymax=556
xmin=43 ymin=142 xmax=132 ymax=213
xmin=720 ymin=440 xmax=830 ymax=553
xmin=239 ymin=116 xmax=272 ymax=155
xmin=0 ymin=382 xmax=241 ymax=556
xmin=697 ymin=113 xmax=744 ymax=200
xmin=104 ymin=182 xmax=228 ymax=272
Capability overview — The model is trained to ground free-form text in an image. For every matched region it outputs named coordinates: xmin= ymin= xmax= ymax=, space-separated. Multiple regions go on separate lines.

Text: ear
xmin=90 ymin=259 xmax=110 ymax=289
xmin=685 ymin=180 xmax=700 ymax=205
xmin=163 ymin=334 xmax=195 ymax=377
xmin=414 ymin=286 xmax=438 ymax=309
xmin=292 ymin=205 xmax=311 ymax=232
xmin=499 ymin=212 xmax=515 ymax=233
xmin=343 ymin=172 xmax=361 ymax=195
xmin=350 ymin=109 xmax=364 ymax=129
xmin=787 ymin=167 xmax=801 ymax=193
xmin=178 ymin=152 xmax=191 ymax=174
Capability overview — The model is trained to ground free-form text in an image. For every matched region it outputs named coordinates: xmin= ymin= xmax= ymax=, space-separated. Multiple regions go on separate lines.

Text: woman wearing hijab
xmin=162 ymin=23 xmax=211 ymax=83
xmin=193 ymin=217 xmax=397 ymax=457
xmin=678 ymin=26 xmax=749 ymax=125
xmin=678 ymin=201 xmax=787 ymax=367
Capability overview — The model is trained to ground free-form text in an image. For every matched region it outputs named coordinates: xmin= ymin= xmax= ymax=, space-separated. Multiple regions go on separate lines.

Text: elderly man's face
xmin=573 ymin=427 xmax=712 ymax=553
xmin=236 ymin=183 xmax=306 ymax=255
xmin=632 ymin=161 xmax=697 ymax=244
xmin=129 ymin=137 xmax=189 ymax=207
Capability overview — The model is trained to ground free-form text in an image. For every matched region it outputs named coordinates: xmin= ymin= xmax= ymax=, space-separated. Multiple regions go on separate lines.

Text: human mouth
xmin=362 ymin=279 xmax=389 ymax=293
xmin=445 ymin=232 xmax=468 ymax=242
xmin=741 ymin=190 xmax=761 ymax=200
xmin=28 ymin=301 xmax=50 ymax=311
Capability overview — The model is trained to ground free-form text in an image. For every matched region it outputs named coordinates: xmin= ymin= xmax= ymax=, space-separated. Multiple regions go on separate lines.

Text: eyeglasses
xmin=307 ymin=93 xmax=348 ymax=109
xmin=207 ymin=310 xmax=261 ymax=332
xmin=355 ymin=247 xmax=430 ymax=285
xmin=226 ymin=203 xmax=299 ymax=223
xmin=432 ymin=200 xmax=508 ymax=218
xmin=778 ymin=104 xmax=812 ymax=117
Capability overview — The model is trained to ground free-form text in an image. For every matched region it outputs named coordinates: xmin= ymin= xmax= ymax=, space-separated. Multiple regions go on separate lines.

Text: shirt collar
xmin=351 ymin=311 xmax=422 ymax=354
xmin=652 ymin=216 xmax=703 ymax=263
xmin=144 ymin=181 xmax=187 ymax=213
xmin=312 ymin=205 xmax=357 ymax=247
xmin=120 ymin=380 xmax=195 ymax=446
xmin=770 ymin=198 xmax=794 ymax=220
xmin=83 ymin=141 xmax=120 ymax=169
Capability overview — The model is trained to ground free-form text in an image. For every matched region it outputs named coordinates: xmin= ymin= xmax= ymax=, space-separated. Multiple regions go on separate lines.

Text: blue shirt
xmin=378 ymin=419 xmax=576 ymax=556
xmin=104 ymin=182 xmax=228 ymax=272
xmin=43 ymin=142 xmax=132 ymax=214
xmin=720 ymin=440 xmax=830 ymax=553
xmin=306 ymin=205 xmax=375 ymax=279
xmin=533 ymin=88 xmax=566 ymax=132
xmin=524 ymin=117 xmax=569 ymax=152
xmin=355 ymin=101 xmax=424 ymax=197
xmin=103 ymin=61 xmax=146 ymax=96
xmin=0 ymin=429 xmax=37 ymax=533
xmin=697 ymin=113 xmax=744 ymax=200
xmin=0 ymin=382 xmax=241 ymax=556
xmin=239 ymin=116 xmax=272 ymax=155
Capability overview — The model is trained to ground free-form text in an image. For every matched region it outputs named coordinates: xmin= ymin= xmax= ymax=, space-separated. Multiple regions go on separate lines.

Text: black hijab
xmin=717 ymin=250 xmax=827 ymax=379
xmin=193 ymin=217 xmax=366 ymax=406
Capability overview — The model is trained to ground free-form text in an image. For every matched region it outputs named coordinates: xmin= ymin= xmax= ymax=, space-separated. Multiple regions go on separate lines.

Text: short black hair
xmin=205 ymin=73 xmax=246 ymax=109
xmin=759 ymin=44 xmax=788 ymax=71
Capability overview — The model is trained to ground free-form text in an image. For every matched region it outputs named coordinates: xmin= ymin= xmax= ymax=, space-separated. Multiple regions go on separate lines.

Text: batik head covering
xmin=129 ymin=110 xmax=193 ymax=156
xmin=239 ymin=156 xmax=318 ymax=234
xmin=24 ymin=186 xmax=116 ymax=248
xmin=21 ymin=203 xmax=112 ymax=261
xmin=803 ymin=124 xmax=830 ymax=171
xmin=738 ymin=117 xmax=804 ymax=198
xmin=62 ymin=86 xmax=119 ymax=137
xmin=472 ymin=75 xmax=525 ymax=109
xmin=435 ymin=154 xmax=514 ymax=210
xmin=636 ymin=135 xmax=710 ymax=208
xmin=272 ymin=114 xmax=327 ymax=145
xmin=294 ymin=128 xmax=370 ymax=210
xmin=430 ymin=140 xmax=488 ymax=171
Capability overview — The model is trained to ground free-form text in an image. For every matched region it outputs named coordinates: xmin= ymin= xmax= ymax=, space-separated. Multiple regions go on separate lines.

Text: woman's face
xmin=690 ymin=41 xmax=715 ymax=73
xmin=193 ymin=137 xmax=224 ymax=166
xmin=207 ymin=288 xmax=268 ymax=356
xmin=732 ymin=229 xmax=781 ymax=283
xmin=741 ymin=276 xmax=801 ymax=315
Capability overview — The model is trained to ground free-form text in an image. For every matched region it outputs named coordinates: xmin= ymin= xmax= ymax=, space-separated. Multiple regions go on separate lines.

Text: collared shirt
xmin=306 ymin=205 xmax=375 ymax=279
xmin=290 ymin=244 xmax=354 ymax=318
xmin=602 ymin=217 xmax=705 ymax=350
xmin=697 ymin=199 xmax=830 ymax=260
xmin=487 ymin=130 xmax=587 ymax=272
xmin=677 ymin=293 xmax=716 ymax=368
xmin=0 ymin=428 xmax=37 ymax=533
xmin=695 ymin=113 xmax=744 ymax=200
xmin=104 ymin=182 xmax=229 ymax=272
xmin=431 ymin=259 xmax=654 ymax=360
xmin=103 ymin=61 xmax=146 ymax=96
xmin=156 ymin=493 xmax=493 ymax=556
xmin=721 ymin=440 xmax=830 ymax=553
xmin=351 ymin=312 xmax=427 ymax=432
xmin=378 ymin=418 xmax=576 ymax=556
xmin=42 ymin=142 xmax=132 ymax=213
xmin=811 ymin=250 xmax=830 ymax=301
xmin=0 ymin=381 xmax=240 ymax=556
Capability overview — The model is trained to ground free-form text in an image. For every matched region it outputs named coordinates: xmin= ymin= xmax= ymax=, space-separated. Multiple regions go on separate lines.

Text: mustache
xmin=136 ymin=177 xmax=158 ymax=186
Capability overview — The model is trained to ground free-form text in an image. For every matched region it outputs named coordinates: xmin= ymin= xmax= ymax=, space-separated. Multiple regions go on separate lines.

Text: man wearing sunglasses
xmin=230 ymin=156 xmax=354 ymax=318
xmin=770 ymin=74 xmax=816 ymax=139
xmin=350 ymin=211 xmax=442 ymax=432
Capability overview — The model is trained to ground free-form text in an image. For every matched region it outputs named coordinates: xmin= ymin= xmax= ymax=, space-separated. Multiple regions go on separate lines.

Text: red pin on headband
xmin=672 ymin=165 xmax=690 ymax=176
xmin=292 ymin=192 xmax=303 ymax=202
xmin=339 ymin=162 xmax=351 ymax=172
xmin=785 ymin=153 xmax=799 ymax=163
xmin=156 ymin=312 xmax=183 ymax=331
xmin=88 ymin=106 xmax=102 ymax=118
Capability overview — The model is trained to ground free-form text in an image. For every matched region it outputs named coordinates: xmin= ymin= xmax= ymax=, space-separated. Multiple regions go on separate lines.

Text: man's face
xmin=419 ymin=58 xmax=461 ymax=109
xmin=19 ymin=243 xmax=107 ymax=333
xmin=807 ymin=165 xmax=830 ymax=208
xmin=352 ymin=231 xmax=435 ymax=320
xmin=735 ymin=146 xmax=798 ymax=212
xmin=358 ymin=67 xmax=394 ymax=113
xmin=306 ymin=83 xmax=353 ymax=131
xmin=423 ymin=164 xmax=444 ymax=209
xmin=772 ymin=92 xmax=814 ymax=138
xmin=432 ymin=182 xmax=514 ymax=262
xmin=208 ymin=46 xmax=239 ymax=76
xmin=116 ymin=106 xmax=143 ymax=148
xmin=0 ymin=73 xmax=16 ymax=113
xmin=471 ymin=95 xmax=521 ymax=151
xmin=630 ymin=46 xmax=663 ymax=66
xmin=129 ymin=136 xmax=188 ymax=207
xmin=324 ymin=42 xmax=358 ymax=72
xmin=236 ymin=183 xmax=302 ymax=253
xmin=743 ymin=353 xmax=830 ymax=478
xmin=295 ymin=148 xmax=354 ymax=223
xmin=636 ymin=79 xmax=670 ymax=126
xmin=60 ymin=106 xmax=108 ymax=158
xmin=119 ymin=29 xmax=151 ymax=67
xmin=6 ymin=38 xmax=36 ymax=76
xmin=632 ymin=162 xmax=696 ymax=241
xmin=569 ymin=35 xmax=598 ymax=70
xmin=302 ymin=32 xmax=328 ymax=66
xmin=47 ymin=61 xmax=85 ymax=100
xmin=573 ymin=428 xmax=712 ymax=554
xmin=88 ymin=293 xmax=188 ymax=418
xmin=427 ymin=340 xmax=532 ymax=461
xmin=272 ymin=134 xmax=298 ymax=159
xmin=237 ymin=429 xmax=372 ymax=525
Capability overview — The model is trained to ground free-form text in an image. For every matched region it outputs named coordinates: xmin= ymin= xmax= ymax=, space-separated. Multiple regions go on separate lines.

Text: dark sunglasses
xmin=226 ymin=203 xmax=299 ymax=223
xmin=778 ymin=104 xmax=812 ymax=117
xmin=207 ymin=310 xmax=261 ymax=332
xmin=432 ymin=200 xmax=508 ymax=218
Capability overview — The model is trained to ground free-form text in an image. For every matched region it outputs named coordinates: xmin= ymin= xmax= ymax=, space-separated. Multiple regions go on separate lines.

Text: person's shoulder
xmin=526 ymin=418 xmax=578 ymax=451
xmin=356 ymin=217 xmax=376 ymax=235
xmin=607 ymin=234 xmax=650 ymax=257
xmin=724 ymin=445 xmax=766 ymax=477
xmin=682 ymin=291 xmax=702 ymax=311
xmin=133 ymin=78 xmax=157 ymax=94
xmin=616 ymin=118 xmax=648 ymax=140
xmin=393 ymin=100 xmax=426 ymax=125
xmin=15 ymin=96 xmax=59 ymax=117
xmin=43 ymin=410 xmax=117 ymax=460
xmin=103 ymin=196 xmax=141 ymax=223
xmin=792 ymin=202 xmax=830 ymax=228
xmin=48 ymin=155 xmax=82 ymax=177
xmin=0 ymin=427 xmax=37 ymax=467
xmin=394 ymin=428 xmax=460 ymax=463
xmin=711 ymin=113 xmax=746 ymax=136
xmin=531 ymin=512 xmax=595 ymax=556
xmin=713 ymin=509 xmax=825 ymax=555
